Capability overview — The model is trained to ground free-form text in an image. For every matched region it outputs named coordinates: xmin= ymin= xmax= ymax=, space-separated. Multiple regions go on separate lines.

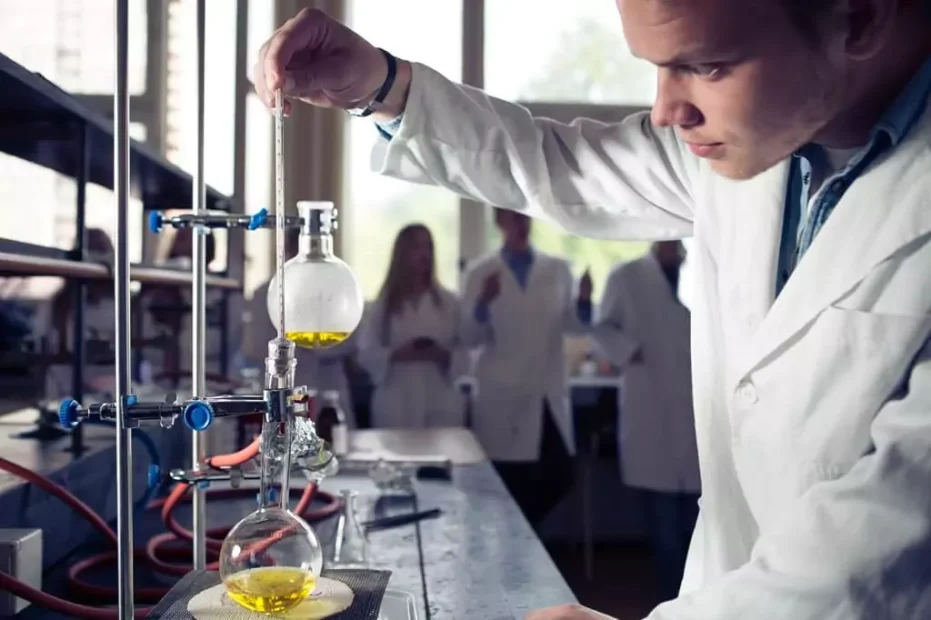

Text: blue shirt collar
xmin=500 ymin=245 xmax=534 ymax=266
xmin=873 ymin=55 xmax=931 ymax=145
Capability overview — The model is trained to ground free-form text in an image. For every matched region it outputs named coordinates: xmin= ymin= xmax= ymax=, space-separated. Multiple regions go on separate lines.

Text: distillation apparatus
xmin=58 ymin=76 xmax=365 ymax=614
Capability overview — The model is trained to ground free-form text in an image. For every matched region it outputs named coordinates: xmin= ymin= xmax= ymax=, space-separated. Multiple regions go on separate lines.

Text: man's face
xmin=497 ymin=210 xmax=532 ymax=248
xmin=619 ymin=0 xmax=849 ymax=180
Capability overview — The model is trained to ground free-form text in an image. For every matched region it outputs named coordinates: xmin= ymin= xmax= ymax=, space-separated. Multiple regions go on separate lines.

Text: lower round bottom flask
xmin=219 ymin=507 xmax=324 ymax=613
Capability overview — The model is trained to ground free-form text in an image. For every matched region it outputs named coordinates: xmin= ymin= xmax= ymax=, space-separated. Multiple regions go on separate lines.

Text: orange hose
xmin=205 ymin=436 xmax=260 ymax=468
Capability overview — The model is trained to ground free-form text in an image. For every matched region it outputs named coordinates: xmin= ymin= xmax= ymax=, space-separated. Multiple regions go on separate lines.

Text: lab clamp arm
xmin=58 ymin=390 xmax=304 ymax=432
xmin=147 ymin=208 xmax=316 ymax=234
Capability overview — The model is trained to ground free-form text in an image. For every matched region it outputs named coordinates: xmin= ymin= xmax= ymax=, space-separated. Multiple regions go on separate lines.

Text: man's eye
xmin=690 ymin=64 xmax=725 ymax=79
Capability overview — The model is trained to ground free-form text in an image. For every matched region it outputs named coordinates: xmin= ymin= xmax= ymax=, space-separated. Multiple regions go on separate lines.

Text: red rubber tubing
xmin=0 ymin=571 xmax=151 ymax=618
xmin=0 ymin=456 xmax=117 ymax=547
xmin=0 ymin=446 xmax=341 ymax=613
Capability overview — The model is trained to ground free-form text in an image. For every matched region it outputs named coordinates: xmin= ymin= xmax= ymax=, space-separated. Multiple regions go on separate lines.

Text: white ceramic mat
xmin=187 ymin=576 xmax=354 ymax=619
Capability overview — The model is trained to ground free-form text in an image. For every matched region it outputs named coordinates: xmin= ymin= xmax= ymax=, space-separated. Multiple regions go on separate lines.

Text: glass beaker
xmin=329 ymin=489 xmax=369 ymax=568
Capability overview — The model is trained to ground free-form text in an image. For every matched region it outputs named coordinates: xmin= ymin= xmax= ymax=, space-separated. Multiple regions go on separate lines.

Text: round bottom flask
xmin=219 ymin=507 xmax=324 ymax=614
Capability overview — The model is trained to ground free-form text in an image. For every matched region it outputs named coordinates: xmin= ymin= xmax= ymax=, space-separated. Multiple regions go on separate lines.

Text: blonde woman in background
xmin=359 ymin=224 xmax=465 ymax=429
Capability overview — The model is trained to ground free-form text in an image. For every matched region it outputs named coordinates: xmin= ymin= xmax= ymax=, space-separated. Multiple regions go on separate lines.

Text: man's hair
xmin=781 ymin=0 xmax=839 ymax=40
xmin=784 ymin=0 xmax=931 ymax=38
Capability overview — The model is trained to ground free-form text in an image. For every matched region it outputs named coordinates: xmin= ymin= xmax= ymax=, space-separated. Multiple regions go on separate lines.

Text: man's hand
xmin=252 ymin=8 xmax=411 ymax=118
xmin=525 ymin=604 xmax=616 ymax=620
xmin=579 ymin=269 xmax=593 ymax=301
xmin=478 ymin=271 xmax=502 ymax=305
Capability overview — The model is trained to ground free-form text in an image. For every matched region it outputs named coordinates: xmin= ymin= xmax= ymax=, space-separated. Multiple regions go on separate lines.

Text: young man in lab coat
xmin=254 ymin=1 xmax=931 ymax=618
xmin=461 ymin=208 xmax=593 ymax=530
xmin=593 ymin=240 xmax=699 ymax=602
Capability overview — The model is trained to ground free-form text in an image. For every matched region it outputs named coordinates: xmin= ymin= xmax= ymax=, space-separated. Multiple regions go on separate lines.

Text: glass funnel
xmin=266 ymin=201 xmax=364 ymax=350
xmin=219 ymin=406 xmax=323 ymax=613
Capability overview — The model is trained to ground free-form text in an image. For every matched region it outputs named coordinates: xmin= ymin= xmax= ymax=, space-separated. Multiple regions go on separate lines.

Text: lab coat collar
xmin=739 ymin=99 xmax=931 ymax=379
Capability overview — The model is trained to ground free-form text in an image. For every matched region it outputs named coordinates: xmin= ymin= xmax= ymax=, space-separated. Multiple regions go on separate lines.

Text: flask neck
xmin=299 ymin=233 xmax=334 ymax=259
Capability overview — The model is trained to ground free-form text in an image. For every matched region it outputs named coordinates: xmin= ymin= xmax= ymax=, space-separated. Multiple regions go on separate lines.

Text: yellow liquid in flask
xmin=286 ymin=331 xmax=349 ymax=350
xmin=225 ymin=566 xmax=316 ymax=613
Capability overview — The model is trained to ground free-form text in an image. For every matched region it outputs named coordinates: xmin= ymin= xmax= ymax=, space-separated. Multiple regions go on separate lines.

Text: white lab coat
xmin=372 ymin=62 xmax=931 ymax=618
xmin=244 ymin=281 xmax=357 ymax=425
xmin=593 ymin=253 xmax=699 ymax=493
xmin=460 ymin=250 xmax=587 ymax=462
xmin=359 ymin=288 xmax=465 ymax=429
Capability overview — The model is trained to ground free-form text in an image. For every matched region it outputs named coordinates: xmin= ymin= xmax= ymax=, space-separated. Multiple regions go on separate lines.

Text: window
xmin=0 ymin=0 xmax=147 ymax=266
xmin=343 ymin=0 xmax=463 ymax=299
xmin=164 ymin=0 xmax=237 ymax=197
xmin=480 ymin=1 xmax=656 ymax=301
xmin=484 ymin=0 xmax=655 ymax=105
xmin=0 ymin=0 xmax=148 ymax=95
xmin=243 ymin=0 xmax=274 ymax=298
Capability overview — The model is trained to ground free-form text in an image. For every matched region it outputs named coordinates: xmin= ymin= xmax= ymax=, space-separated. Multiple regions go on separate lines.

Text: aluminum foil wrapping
xmin=260 ymin=416 xmax=339 ymax=479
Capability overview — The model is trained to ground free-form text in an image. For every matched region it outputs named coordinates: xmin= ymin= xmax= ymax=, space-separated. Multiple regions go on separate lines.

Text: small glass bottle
xmin=266 ymin=201 xmax=364 ymax=350
xmin=316 ymin=390 xmax=349 ymax=455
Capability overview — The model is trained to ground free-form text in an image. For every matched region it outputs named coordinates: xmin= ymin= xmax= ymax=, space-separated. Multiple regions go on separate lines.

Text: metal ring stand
xmin=54 ymin=3 xmax=331 ymax=616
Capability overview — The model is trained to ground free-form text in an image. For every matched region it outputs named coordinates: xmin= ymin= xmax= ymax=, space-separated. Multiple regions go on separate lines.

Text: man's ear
xmin=844 ymin=0 xmax=898 ymax=60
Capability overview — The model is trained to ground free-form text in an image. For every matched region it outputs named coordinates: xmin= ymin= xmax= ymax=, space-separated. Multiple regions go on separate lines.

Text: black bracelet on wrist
xmin=349 ymin=48 xmax=397 ymax=118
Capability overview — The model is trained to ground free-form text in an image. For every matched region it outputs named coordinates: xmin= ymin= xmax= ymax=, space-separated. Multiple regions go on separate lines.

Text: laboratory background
xmin=0 ymin=1 xmax=699 ymax=619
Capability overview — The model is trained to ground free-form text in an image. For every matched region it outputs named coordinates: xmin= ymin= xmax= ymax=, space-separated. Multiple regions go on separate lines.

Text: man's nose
xmin=651 ymin=72 xmax=702 ymax=129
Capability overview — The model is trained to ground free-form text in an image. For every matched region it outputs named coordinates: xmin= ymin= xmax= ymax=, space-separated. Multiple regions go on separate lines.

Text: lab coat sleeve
xmin=356 ymin=300 xmax=393 ymax=386
xmin=459 ymin=265 xmax=493 ymax=348
xmin=591 ymin=269 xmax=640 ymax=367
xmin=372 ymin=63 xmax=697 ymax=241
xmin=646 ymin=335 xmax=931 ymax=620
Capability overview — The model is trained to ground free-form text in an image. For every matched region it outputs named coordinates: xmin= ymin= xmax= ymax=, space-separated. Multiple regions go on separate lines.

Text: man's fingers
xmin=263 ymin=8 xmax=323 ymax=95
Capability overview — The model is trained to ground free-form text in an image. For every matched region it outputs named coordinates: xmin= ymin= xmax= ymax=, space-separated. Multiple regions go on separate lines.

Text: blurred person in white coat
xmin=593 ymin=240 xmax=699 ymax=601
xmin=256 ymin=3 xmax=931 ymax=619
xmin=358 ymin=224 xmax=465 ymax=429
xmin=461 ymin=209 xmax=593 ymax=529
xmin=243 ymin=231 xmax=358 ymax=424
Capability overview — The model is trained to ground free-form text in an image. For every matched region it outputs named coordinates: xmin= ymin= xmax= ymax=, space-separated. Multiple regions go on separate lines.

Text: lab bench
xmin=1 ymin=426 xmax=576 ymax=619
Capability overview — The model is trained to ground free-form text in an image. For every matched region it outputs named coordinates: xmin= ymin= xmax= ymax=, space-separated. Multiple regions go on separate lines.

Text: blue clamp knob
xmin=247 ymin=208 xmax=268 ymax=231
xmin=147 ymin=464 xmax=161 ymax=488
xmin=182 ymin=400 xmax=214 ymax=432
xmin=148 ymin=211 xmax=164 ymax=233
xmin=59 ymin=399 xmax=81 ymax=429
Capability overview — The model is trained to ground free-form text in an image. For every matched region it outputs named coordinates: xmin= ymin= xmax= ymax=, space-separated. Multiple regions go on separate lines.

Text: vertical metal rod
xmin=113 ymin=0 xmax=134 ymax=616
xmin=191 ymin=0 xmax=208 ymax=571
xmin=70 ymin=124 xmax=90 ymax=456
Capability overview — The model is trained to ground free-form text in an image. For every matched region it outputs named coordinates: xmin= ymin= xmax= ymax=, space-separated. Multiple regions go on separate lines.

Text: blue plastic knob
xmin=147 ymin=464 xmax=161 ymax=488
xmin=247 ymin=208 xmax=268 ymax=231
xmin=148 ymin=211 xmax=164 ymax=233
xmin=182 ymin=400 xmax=214 ymax=432
xmin=268 ymin=488 xmax=279 ymax=503
xmin=59 ymin=399 xmax=81 ymax=429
